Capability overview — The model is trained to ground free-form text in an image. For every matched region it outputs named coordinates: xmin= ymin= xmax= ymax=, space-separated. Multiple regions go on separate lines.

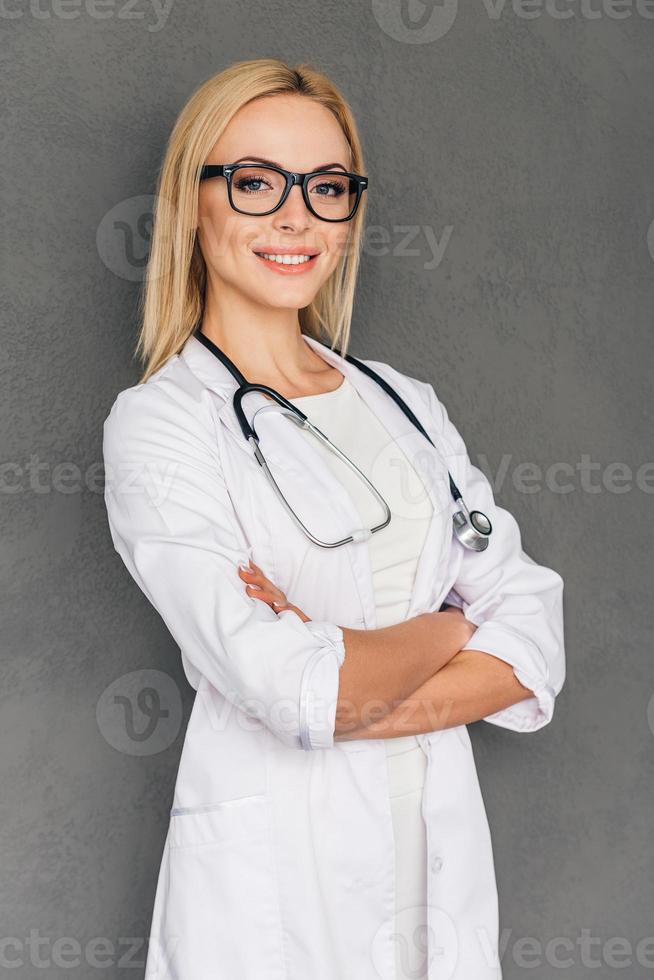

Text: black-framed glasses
xmin=198 ymin=163 xmax=368 ymax=222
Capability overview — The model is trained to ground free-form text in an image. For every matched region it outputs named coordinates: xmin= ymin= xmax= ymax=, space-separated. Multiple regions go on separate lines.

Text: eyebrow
xmin=232 ymin=155 xmax=349 ymax=171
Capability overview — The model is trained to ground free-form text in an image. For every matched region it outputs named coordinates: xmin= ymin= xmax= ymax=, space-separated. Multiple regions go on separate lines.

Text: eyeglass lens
xmin=230 ymin=167 xmax=358 ymax=219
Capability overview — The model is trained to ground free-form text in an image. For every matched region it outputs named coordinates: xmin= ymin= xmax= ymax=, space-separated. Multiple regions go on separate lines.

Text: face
xmin=196 ymin=94 xmax=356 ymax=313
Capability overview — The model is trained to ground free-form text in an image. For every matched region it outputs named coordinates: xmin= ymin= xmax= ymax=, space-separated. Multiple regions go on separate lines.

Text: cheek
xmin=197 ymin=203 xmax=261 ymax=274
xmin=324 ymin=226 xmax=351 ymax=272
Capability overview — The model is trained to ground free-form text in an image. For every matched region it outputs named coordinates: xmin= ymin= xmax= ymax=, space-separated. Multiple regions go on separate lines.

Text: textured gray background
xmin=2 ymin=2 xmax=653 ymax=978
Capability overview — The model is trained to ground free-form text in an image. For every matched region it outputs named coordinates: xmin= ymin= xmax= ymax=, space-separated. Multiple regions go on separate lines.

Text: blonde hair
xmin=135 ymin=58 xmax=368 ymax=383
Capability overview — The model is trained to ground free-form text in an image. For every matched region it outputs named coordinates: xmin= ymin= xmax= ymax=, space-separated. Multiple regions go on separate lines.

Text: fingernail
xmin=238 ymin=562 xmax=249 ymax=572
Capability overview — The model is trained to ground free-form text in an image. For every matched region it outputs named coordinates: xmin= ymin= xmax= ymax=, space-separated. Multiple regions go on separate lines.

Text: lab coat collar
xmin=180 ymin=330 xmax=362 ymax=398
xmin=180 ymin=332 xmax=379 ymax=458
xmin=181 ymin=331 xmax=420 ymax=457
xmin=179 ymin=331 xmax=452 ymax=486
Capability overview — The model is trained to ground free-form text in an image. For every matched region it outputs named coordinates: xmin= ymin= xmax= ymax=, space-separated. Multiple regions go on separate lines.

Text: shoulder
xmin=354 ymin=352 xmax=444 ymax=420
xmin=103 ymin=353 xmax=219 ymax=467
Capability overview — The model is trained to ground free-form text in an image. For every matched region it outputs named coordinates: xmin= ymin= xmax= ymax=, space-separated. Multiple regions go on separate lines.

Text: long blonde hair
xmin=136 ymin=58 xmax=368 ymax=383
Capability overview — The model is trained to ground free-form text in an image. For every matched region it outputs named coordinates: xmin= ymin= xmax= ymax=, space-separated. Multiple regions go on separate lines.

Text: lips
xmin=252 ymin=248 xmax=321 ymax=273
xmin=252 ymin=246 xmax=321 ymax=257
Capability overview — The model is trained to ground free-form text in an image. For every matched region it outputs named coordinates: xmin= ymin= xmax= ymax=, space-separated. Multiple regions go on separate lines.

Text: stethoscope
xmin=194 ymin=329 xmax=493 ymax=552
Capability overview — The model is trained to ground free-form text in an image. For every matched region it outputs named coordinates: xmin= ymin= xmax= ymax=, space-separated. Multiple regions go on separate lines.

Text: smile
xmin=252 ymin=249 xmax=321 ymax=274
xmin=255 ymin=252 xmax=317 ymax=265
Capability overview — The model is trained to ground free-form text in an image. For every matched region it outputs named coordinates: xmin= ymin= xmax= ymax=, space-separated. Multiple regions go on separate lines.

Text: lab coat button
xmin=431 ymin=855 xmax=443 ymax=873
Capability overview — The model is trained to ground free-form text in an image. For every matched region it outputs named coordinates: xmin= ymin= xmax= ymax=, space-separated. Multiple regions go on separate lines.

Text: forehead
xmin=211 ymin=94 xmax=352 ymax=170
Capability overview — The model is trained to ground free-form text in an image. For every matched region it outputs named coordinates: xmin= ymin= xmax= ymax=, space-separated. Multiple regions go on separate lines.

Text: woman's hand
xmin=237 ymin=559 xmax=312 ymax=623
xmin=437 ymin=604 xmax=478 ymax=649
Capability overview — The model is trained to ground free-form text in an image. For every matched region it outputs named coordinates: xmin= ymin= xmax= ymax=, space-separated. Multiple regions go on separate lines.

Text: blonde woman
xmin=103 ymin=58 xmax=565 ymax=980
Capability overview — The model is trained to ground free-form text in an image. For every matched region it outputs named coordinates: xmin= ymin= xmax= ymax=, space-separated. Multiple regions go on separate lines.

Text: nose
xmin=271 ymin=183 xmax=314 ymax=233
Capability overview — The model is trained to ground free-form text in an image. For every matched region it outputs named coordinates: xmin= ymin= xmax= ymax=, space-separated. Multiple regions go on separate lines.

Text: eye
xmin=234 ymin=173 xmax=274 ymax=194
xmin=311 ymin=177 xmax=348 ymax=198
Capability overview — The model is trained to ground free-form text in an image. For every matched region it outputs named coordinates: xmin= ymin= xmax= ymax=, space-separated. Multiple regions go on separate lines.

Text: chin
xmin=250 ymin=285 xmax=321 ymax=311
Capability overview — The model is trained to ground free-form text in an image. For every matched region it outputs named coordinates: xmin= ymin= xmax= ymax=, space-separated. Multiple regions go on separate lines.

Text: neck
xmin=199 ymin=281 xmax=328 ymax=386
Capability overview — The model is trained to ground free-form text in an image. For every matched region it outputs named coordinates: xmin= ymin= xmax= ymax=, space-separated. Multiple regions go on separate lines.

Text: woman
xmin=102 ymin=58 xmax=566 ymax=980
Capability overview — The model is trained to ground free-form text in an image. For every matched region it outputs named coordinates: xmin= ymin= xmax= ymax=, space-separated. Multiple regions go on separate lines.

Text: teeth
xmin=257 ymin=252 xmax=315 ymax=265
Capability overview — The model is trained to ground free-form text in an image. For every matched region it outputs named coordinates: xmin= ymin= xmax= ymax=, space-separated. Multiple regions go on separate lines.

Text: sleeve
xmin=419 ymin=380 xmax=566 ymax=733
xmin=102 ymin=385 xmax=346 ymax=752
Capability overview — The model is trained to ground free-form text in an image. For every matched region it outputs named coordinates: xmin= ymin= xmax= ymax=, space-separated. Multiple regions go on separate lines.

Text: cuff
xmin=277 ymin=613 xmax=346 ymax=750
xmin=460 ymin=619 xmax=556 ymax=733
xmin=302 ymin=619 xmax=347 ymax=668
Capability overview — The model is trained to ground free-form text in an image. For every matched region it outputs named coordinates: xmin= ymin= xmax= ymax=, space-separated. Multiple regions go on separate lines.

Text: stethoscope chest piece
xmin=452 ymin=501 xmax=492 ymax=552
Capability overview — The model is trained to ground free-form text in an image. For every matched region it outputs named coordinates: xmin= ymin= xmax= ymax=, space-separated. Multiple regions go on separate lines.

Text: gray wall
xmin=2 ymin=2 xmax=653 ymax=978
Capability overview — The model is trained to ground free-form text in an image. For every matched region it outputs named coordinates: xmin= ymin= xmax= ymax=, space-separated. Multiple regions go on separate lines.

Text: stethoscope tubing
xmin=193 ymin=329 xmax=493 ymax=551
xmin=250 ymin=407 xmax=392 ymax=547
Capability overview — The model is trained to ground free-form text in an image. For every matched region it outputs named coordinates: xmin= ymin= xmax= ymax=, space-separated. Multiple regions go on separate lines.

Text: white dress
xmin=289 ymin=373 xmax=435 ymax=980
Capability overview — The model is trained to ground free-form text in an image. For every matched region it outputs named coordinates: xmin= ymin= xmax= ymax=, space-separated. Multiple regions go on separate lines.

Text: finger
xmin=238 ymin=563 xmax=286 ymax=604
xmin=242 ymin=578 xmax=275 ymax=598
xmin=245 ymin=584 xmax=277 ymax=608
xmin=238 ymin=564 xmax=271 ymax=590
xmin=238 ymin=562 xmax=272 ymax=587
xmin=274 ymin=601 xmax=311 ymax=624
xmin=245 ymin=582 xmax=289 ymax=608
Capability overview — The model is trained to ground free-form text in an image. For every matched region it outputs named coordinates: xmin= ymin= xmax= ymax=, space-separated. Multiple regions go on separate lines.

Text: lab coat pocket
xmin=164 ymin=795 xmax=286 ymax=980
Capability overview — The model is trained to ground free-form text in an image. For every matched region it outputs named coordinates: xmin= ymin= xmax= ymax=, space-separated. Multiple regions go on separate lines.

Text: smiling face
xmin=196 ymin=93 xmax=355 ymax=313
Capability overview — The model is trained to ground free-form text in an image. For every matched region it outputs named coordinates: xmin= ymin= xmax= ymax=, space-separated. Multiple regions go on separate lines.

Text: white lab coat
xmin=102 ymin=332 xmax=565 ymax=980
